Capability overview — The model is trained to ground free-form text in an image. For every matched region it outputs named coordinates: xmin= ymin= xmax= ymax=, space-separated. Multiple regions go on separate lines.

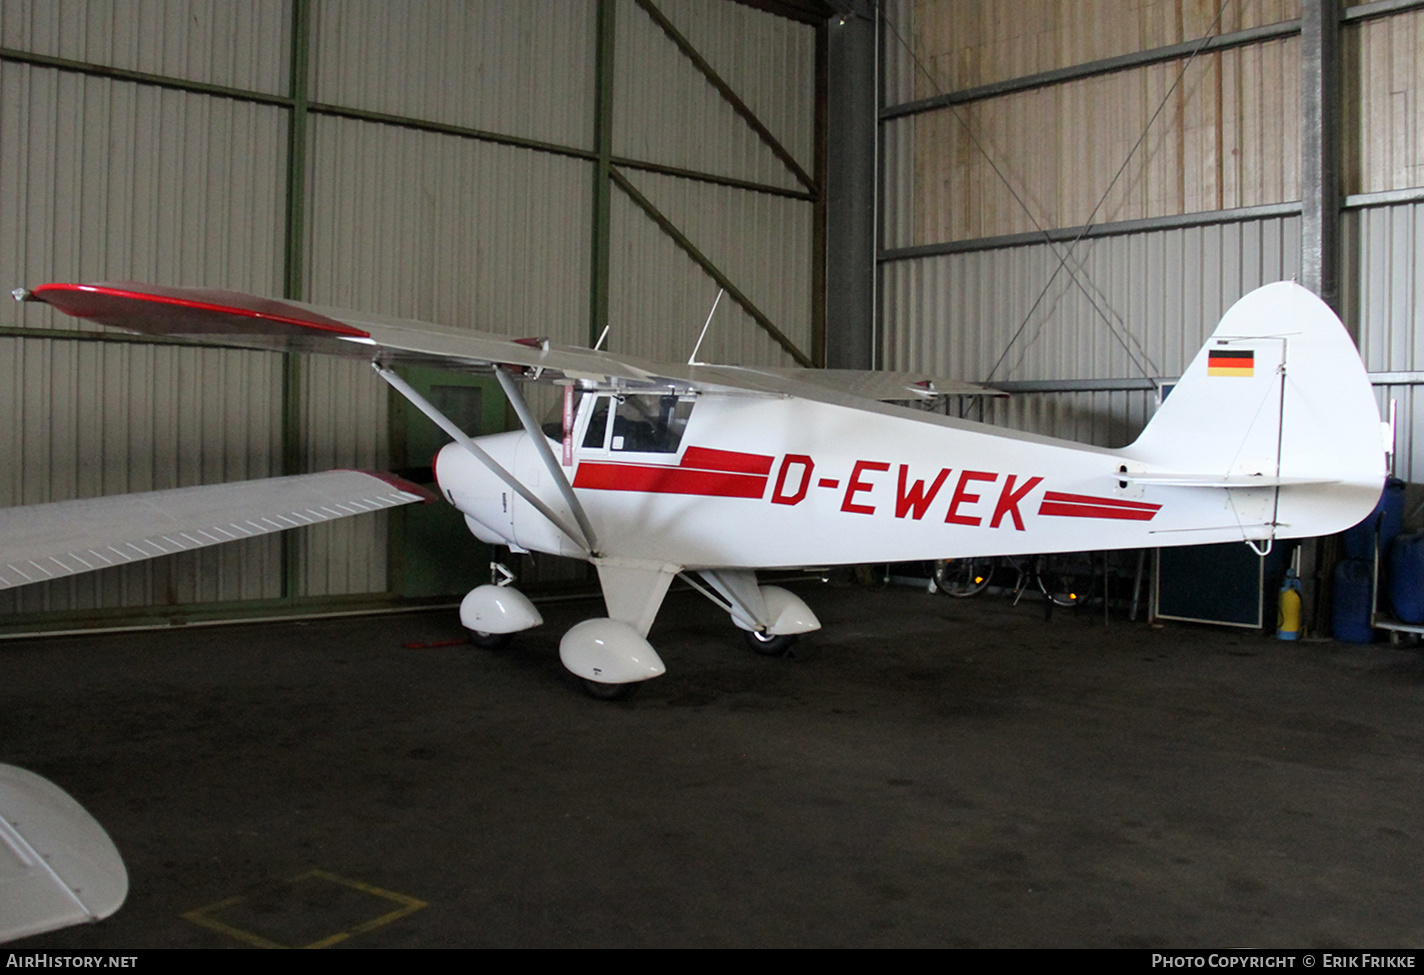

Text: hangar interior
xmin=2 ymin=0 xmax=1424 ymax=950
xmin=3 ymin=0 xmax=1423 ymax=630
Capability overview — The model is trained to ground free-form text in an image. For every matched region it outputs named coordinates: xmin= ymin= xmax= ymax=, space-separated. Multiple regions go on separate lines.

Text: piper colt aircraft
xmin=8 ymin=281 xmax=1388 ymax=697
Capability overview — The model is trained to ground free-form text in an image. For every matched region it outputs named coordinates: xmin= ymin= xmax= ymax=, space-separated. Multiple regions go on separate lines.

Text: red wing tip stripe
xmin=1039 ymin=491 xmax=1161 ymax=522
xmin=341 ymin=470 xmax=439 ymax=503
xmin=33 ymin=282 xmax=370 ymax=338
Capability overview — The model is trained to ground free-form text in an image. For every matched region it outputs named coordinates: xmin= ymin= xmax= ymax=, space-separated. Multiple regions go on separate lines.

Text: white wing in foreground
xmin=0 ymin=471 xmax=432 ymax=591
xmin=0 ymin=764 xmax=127 ymax=943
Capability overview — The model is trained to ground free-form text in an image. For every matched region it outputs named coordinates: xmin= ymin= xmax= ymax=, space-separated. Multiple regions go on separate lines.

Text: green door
xmin=390 ymin=367 xmax=509 ymax=598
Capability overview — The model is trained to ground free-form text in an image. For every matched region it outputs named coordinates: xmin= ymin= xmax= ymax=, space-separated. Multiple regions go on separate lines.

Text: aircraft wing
xmin=712 ymin=366 xmax=1005 ymax=402
xmin=0 ymin=764 xmax=127 ymax=943
xmin=0 ymin=471 xmax=433 ymax=591
xmin=19 ymin=282 xmax=1000 ymax=404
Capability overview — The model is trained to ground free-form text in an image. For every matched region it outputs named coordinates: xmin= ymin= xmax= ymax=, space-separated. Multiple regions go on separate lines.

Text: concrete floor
xmin=4 ymin=580 xmax=1423 ymax=948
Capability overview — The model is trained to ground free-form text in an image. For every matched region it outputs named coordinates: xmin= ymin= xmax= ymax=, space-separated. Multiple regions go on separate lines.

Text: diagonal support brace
xmin=373 ymin=364 xmax=592 ymax=556
xmin=493 ymin=368 xmax=600 ymax=555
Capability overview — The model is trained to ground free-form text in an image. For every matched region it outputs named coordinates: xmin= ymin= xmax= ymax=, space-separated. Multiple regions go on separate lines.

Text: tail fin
xmin=1121 ymin=282 xmax=1386 ymax=540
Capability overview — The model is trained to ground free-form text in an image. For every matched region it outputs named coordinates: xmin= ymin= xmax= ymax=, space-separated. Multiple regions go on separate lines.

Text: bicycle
xmin=932 ymin=557 xmax=994 ymax=597
xmin=933 ymin=553 xmax=1096 ymax=610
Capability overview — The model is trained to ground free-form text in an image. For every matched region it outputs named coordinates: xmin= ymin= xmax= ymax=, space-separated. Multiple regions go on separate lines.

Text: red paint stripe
xmin=341 ymin=470 xmax=439 ymax=503
xmin=574 ymin=463 xmax=768 ymax=498
xmin=32 ymin=282 xmax=370 ymax=338
xmin=679 ymin=446 xmax=773 ymax=475
xmin=1042 ymin=491 xmax=1160 ymax=512
xmin=1038 ymin=490 xmax=1160 ymax=522
xmin=1038 ymin=500 xmax=1159 ymax=521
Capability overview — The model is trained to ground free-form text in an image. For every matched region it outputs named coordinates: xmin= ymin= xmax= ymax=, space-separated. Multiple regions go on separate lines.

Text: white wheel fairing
xmin=728 ymin=585 xmax=821 ymax=635
xmin=559 ymin=618 xmax=666 ymax=684
xmin=459 ymin=585 xmax=543 ymax=635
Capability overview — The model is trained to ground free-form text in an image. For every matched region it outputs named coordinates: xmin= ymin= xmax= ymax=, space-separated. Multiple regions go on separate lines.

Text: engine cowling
xmin=433 ymin=434 xmax=523 ymax=547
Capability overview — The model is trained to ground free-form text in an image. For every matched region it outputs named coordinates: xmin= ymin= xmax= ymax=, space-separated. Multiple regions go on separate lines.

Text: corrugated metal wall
xmin=0 ymin=0 xmax=290 ymax=92
xmin=0 ymin=31 xmax=290 ymax=616
xmin=615 ymin=0 xmax=812 ymax=193
xmin=883 ymin=215 xmax=1302 ymax=380
xmin=1348 ymin=6 xmax=1424 ymax=194
xmin=610 ymin=0 xmax=817 ymax=367
xmin=890 ymin=0 xmax=1298 ymax=99
xmin=881 ymin=0 xmax=1424 ymax=494
xmin=886 ymin=38 xmax=1300 ymax=245
xmin=1344 ymin=2 xmax=1424 ymax=494
xmin=0 ymin=0 xmax=821 ymax=625
xmin=609 ymin=170 xmax=813 ymax=366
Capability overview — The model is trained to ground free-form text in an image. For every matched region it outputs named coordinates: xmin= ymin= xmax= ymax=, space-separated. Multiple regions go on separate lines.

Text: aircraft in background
xmin=5 ymin=281 xmax=1388 ymax=699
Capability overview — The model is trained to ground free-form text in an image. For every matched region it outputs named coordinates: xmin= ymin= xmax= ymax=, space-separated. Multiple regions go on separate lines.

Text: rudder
xmin=1120 ymin=282 xmax=1385 ymax=540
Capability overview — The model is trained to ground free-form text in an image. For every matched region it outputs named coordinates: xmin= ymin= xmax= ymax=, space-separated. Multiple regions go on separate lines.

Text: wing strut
xmin=373 ymin=365 xmax=593 ymax=556
xmin=493 ymin=367 xmax=599 ymax=555
xmin=682 ymin=569 xmax=770 ymax=630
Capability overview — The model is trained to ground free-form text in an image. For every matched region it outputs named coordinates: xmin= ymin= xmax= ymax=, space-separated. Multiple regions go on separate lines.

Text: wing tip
xmin=28 ymin=282 xmax=371 ymax=339
xmin=342 ymin=470 xmax=440 ymax=504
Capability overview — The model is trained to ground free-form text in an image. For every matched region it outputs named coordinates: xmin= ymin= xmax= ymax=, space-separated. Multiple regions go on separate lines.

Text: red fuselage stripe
xmin=573 ymin=463 xmax=769 ymax=498
xmin=1038 ymin=490 xmax=1160 ymax=521
xmin=1042 ymin=490 xmax=1160 ymax=512
xmin=679 ymin=446 xmax=774 ymax=475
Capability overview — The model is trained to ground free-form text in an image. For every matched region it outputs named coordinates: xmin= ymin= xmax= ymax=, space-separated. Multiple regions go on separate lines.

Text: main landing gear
xmin=743 ymin=629 xmax=798 ymax=656
xmin=460 ymin=563 xmax=821 ymax=700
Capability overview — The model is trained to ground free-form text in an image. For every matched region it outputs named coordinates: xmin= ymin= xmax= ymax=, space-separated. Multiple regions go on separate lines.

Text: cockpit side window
xmin=610 ymin=395 xmax=695 ymax=453
xmin=582 ymin=395 xmax=612 ymax=449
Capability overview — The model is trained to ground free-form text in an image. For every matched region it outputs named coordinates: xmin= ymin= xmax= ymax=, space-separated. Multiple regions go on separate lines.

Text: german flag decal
xmin=1207 ymin=348 xmax=1254 ymax=377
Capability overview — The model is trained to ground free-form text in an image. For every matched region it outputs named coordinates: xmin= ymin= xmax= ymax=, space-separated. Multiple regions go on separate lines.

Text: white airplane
xmin=6 ymin=281 xmax=1389 ymax=701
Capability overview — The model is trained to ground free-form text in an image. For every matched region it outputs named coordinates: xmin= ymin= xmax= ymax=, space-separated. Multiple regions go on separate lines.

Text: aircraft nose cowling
xmin=434 ymin=434 xmax=523 ymax=547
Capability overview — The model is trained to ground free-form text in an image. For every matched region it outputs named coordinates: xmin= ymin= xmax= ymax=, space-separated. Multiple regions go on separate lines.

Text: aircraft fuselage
xmin=433 ymin=388 xmax=1378 ymax=570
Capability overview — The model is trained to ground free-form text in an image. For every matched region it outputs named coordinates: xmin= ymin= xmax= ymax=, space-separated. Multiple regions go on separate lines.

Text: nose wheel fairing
xmin=459 ymin=584 xmax=543 ymax=636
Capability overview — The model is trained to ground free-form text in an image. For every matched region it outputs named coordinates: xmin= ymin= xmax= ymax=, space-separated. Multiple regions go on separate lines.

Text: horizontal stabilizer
xmin=0 ymin=471 xmax=432 ymax=590
xmin=1119 ymin=473 xmax=1338 ymax=488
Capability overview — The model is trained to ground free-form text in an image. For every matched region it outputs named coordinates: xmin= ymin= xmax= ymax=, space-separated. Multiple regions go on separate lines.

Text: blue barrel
xmin=1332 ymin=559 xmax=1375 ymax=643
xmin=1341 ymin=478 xmax=1406 ymax=561
xmin=1388 ymin=533 xmax=1424 ymax=624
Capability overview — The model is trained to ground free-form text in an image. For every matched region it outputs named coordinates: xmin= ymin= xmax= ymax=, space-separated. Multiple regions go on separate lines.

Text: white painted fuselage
xmin=437 ymin=282 xmax=1386 ymax=572
xmin=435 ymin=390 xmax=1379 ymax=570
